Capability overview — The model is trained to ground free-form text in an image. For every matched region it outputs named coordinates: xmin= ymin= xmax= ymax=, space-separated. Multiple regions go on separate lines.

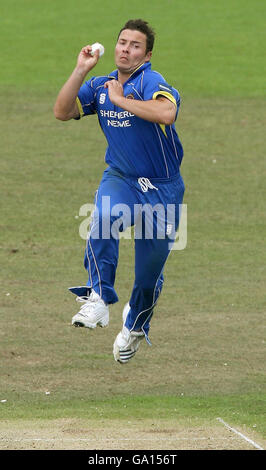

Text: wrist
xmin=114 ymin=95 xmax=126 ymax=108
xmin=74 ymin=65 xmax=90 ymax=80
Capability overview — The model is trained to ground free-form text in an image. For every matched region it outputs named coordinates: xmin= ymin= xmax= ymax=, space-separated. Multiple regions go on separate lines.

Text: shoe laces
xmin=76 ymin=290 xmax=104 ymax=312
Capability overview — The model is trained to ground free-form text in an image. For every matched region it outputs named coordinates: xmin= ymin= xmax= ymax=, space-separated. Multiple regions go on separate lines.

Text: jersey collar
xmin=108 ymin=61 xmax=151 ymax=82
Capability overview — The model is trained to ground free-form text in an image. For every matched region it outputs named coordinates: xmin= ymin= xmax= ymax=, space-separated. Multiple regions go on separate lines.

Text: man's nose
xmin=122 ymin=43 xmax=129 ymax=53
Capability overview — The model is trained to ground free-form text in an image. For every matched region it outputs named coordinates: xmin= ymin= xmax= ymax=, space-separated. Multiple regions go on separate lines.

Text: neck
xmin=117 ymin=70 xmax=131 ymax=85
xmin=117 ymin=62 xmax=147 ymax=84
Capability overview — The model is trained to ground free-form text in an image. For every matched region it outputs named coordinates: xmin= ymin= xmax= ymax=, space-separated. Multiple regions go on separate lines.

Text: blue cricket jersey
xmin=76 ymin=62 xmax=183 ymax=179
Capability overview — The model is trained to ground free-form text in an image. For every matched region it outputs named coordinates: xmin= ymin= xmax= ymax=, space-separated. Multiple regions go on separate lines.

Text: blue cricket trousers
xmin=70 ymin=166 xmax=185 ymax=342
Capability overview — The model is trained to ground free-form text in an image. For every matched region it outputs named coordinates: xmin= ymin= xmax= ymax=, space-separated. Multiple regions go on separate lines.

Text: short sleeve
xmin=76 ymin=78 xmax=97 ymax=118
xmin=142 ymin=72 xmax=181 ymax=119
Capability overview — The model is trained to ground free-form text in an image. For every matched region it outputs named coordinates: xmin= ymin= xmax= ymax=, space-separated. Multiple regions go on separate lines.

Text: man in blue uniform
xmin=54 ymin=19 xmax=185 ymax=364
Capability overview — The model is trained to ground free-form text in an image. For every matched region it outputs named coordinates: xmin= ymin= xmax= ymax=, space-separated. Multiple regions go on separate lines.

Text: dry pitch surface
xmin=0 ymin=418 xmax=265 ymax=450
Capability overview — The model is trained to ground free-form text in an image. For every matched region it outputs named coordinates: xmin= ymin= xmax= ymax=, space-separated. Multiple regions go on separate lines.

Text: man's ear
xmin=145 ymin=51 xmax=152 ymax=62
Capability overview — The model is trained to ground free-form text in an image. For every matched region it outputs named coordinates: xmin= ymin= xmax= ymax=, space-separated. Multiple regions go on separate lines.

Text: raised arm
xmin=53 ymin=46 xmax=100 ymax=121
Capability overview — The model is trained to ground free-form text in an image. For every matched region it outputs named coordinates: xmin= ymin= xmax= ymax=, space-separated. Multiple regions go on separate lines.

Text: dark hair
xmin=117 ymin=19 xmax=155 ymax=53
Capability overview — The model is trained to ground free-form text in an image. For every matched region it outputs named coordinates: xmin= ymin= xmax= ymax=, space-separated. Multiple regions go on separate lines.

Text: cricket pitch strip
xmin=0 ymin=418 xmax=264 ymax=450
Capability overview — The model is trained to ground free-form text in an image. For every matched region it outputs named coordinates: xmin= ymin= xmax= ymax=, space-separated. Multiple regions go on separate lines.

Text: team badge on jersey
xmin=99 ymin=93 xmax=106 ymax=104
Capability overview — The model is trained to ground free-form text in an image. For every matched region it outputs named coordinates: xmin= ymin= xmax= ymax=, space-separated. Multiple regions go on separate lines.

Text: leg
xmin=113 ymin=174 xmax=185 ymax=363
xmin=125 ymin=237 xmax=169 ymax=341
xmin=84 ymin=169 xmax=137 ymax=304
xmin=84 ymin=194 xmax=120 ymax=304
xmin=125 ymin=175 xmax=185 ymax=341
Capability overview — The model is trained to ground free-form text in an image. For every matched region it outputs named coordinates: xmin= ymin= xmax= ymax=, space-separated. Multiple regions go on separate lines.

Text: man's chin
xmin=116 ymin=62 xmax=142 ymax=75
xmin=116 ymin=62 xmax=131 ymax=72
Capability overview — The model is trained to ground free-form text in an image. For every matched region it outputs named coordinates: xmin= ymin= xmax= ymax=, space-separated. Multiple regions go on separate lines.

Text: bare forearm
xmin=113 ymin=96 xmax=176 ymax=125
xmin=53 ymin=67 xmax=87 ymax=120
xmin=54 ymin=45 xmax=100 ymax=121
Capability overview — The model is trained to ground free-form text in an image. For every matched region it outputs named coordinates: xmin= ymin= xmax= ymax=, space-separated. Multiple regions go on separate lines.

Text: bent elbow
xmin=163 ymin=116 xmax=175 ymax=126
xmin=55 ymin=114 xmax=71 ymax=121
xmin=160 ymin=115 xmax=175 ymax=126
xmin=159 ymin=108 xmax=176 ymax=126
xmin=53 ymin=108 xmax=70 ymax=121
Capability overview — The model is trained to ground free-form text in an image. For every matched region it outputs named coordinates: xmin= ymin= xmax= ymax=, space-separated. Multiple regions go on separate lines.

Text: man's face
xmin=115 ymin=29 xmax=152 ymax=74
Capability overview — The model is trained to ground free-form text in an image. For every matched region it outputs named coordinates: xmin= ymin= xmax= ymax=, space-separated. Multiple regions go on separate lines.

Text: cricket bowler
xmin=54 ymin=19 xmax=185 ymax=364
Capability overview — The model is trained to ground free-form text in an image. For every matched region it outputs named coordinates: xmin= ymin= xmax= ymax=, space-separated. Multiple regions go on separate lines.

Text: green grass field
xmin=0 ymin=0 xmax=265 ymax=450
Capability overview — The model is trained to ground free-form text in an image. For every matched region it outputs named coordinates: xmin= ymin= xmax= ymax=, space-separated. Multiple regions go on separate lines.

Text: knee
xmin=91 ymin=209 xmax=124 ymax=239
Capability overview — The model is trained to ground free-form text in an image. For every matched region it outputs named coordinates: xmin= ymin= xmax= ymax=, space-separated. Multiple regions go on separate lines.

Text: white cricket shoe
xmin=113 ymin=302 xmax=144 ymax=363
xmin=72 ymin=289 xmax=109 ymax=329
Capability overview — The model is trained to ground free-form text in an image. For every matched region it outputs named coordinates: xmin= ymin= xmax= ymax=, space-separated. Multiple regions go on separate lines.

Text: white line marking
xmin=217 ymin=418 xmax=264 ymax=450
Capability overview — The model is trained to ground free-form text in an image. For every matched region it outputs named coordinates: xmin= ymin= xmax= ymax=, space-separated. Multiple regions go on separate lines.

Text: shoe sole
xmin=72 ymin=317 xmax=109 ymax=329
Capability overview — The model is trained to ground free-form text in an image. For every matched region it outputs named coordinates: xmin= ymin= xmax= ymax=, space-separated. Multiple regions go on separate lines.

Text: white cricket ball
xmin=90 ymin=42 xmax=105 ymax=57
